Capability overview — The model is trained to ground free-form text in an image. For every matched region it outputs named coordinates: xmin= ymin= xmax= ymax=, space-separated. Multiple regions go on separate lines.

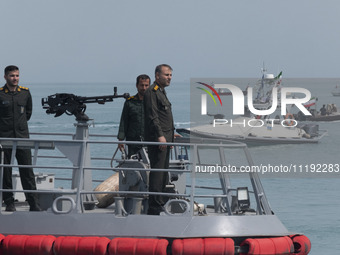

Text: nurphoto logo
xmin=198 ymin=84 xmax=312 ymax=116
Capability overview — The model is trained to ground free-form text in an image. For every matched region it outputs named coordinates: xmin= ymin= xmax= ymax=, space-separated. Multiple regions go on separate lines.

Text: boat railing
xmin=0 ymin=133 xmax=273 ymax=216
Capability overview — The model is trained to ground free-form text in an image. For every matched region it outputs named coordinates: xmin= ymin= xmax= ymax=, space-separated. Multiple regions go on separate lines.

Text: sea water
xmin=28 ymin=79 xmax=340 ymax=254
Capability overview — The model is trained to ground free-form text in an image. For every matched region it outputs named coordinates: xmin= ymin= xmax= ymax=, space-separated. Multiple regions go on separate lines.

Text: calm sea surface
xmin=28 ymin=79 xmax=339 ymax=254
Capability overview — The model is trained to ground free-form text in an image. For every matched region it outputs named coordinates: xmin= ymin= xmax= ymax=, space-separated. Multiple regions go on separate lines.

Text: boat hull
xmin=0 ymin=212 xmax=290 ymax=238
xmin=306 ymin=113 xmax=340 ymax=122
xmin=177 ymin=128 xmax=321 ymax=146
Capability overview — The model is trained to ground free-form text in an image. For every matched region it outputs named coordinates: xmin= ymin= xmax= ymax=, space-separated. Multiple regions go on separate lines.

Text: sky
xmin=1 ymin=0 xmax=340 ymax=83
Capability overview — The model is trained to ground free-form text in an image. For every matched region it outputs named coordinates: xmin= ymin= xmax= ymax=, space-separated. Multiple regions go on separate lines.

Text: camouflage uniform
xmin=144 ymin=82 xmax=174 ymax=214
xmin=0 ymin=85 xmax=38 ymax=208
xmin=118 ymin=93 xmax=145 ymax=157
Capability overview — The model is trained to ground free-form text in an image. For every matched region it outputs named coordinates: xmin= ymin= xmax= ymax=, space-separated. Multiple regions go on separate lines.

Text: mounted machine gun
xmin=41 ymin=87 xmax=129 ymax=121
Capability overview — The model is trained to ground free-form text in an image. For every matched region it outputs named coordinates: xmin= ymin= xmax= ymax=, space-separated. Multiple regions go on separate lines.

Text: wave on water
xmin=93 ymin=123 xmax=119 ymax=128
xmin=174 ymin=121 xmax=191 ymax=128
xmin=30 ymin=125 xmax=49 ymax=128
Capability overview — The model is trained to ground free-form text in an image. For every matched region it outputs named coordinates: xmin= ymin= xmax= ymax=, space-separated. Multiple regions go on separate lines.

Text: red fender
xmin=172 ymin=238 xmax=234 ymax=255
xmin=2 ymin=235 xmax=56 ymax=255
xmin=240 ymin=236 xmax=294 ymax=255
xmin=53 ymin=236 xmax=110 ymax=255
xmin=290 ymin=235 xmax=311 ymax=255
xmin=108 ymin=237 xmax=168 ymax=255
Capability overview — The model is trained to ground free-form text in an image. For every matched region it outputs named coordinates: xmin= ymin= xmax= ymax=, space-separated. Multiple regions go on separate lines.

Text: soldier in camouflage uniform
xmin=0 ymin=65 xmax=41 ymax=211
xmin=118 ymin=74 xmax=150 ymax=157
xmin=144 ymin=64 xmax=175 ymax=215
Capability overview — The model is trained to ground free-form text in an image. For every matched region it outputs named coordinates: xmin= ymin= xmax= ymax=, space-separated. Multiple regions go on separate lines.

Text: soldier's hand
xmin=158 ymin=136 xmax=167 ymax=151
xmin=118 ymin=143 xmax=125 ymax=152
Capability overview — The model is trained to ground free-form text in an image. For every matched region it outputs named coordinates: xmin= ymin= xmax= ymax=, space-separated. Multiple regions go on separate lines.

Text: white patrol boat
xmin=176 ymin=115 xmax=326 ymax=146
xmin=180 ymin=68 xmax=327 ymax=146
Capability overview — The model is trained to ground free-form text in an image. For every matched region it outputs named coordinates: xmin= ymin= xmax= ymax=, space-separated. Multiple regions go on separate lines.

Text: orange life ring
xmin=284 ymin=113 xmax=295 ymax=126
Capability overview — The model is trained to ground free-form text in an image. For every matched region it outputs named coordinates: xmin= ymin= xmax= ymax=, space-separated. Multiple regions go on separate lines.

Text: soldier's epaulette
xmin=18 ymin=86 xmax=29 ymax=91
xmin=0 ymin=87 xmax=8 ymax=93
xmin=153 ymin=85 xmax=159 ymax=91
xmin=127 ymin=96 xmax=135 ymax=101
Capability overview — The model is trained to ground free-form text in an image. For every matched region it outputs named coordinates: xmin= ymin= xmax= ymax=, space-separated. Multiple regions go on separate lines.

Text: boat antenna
xmin=261 ymin=62 xmax=267 ymax=75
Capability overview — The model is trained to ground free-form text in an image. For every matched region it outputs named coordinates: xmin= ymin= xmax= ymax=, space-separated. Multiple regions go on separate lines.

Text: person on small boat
xmin=243 ymin=106 xmax=251 ymax=117
xmin=0 ymin=65 xmax=41 ymax=212
xmin=118 ymin=74 xmax=150 ymax=157
xmin=326 ymin=103 xmax=337 ymax=114
xmin=331 ymin=104 xmax=337 ymax=112
xmin=320 ymin=104 xmax=327 ymax=116
xmin=144 ymin=64 xmax=174 ymax=215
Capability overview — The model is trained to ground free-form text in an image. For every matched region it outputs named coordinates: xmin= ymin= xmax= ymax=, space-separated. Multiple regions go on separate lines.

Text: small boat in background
xmin=331 ymin=85 xmax=340 ymax=96
xmin=295 ymin=103 xmax=340 ymax=122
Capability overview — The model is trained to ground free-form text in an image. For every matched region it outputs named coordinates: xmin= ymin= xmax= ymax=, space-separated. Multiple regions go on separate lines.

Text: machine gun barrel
xmin=76 ymin=94 xmax=125 ymax=104
xmin=74 ymin=87 xmax=129 ymax=104
xmin=41 ymin=86 xmax=129 ymax=121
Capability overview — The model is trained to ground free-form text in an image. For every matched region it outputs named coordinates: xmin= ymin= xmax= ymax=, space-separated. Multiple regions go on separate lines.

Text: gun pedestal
xmin=41 ymin=87 xmax=130 ymax=210
xmin=72 ymin=119 xmax=96 ymax=210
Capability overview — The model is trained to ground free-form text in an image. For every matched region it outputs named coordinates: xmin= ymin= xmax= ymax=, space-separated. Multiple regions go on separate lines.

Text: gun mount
xmin=42 ymin=87 xmax=129 ymax=121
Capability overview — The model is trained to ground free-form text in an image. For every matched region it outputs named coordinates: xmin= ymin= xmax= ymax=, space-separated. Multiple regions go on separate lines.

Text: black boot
xmin=29 ymin=204 xmax=42 ymax=211
xmin=4 ymin=197 xmax=16 ymax=212
xmin=27 ymin=195 xmax=42 ymax=211
xmin=5 ymin=203 xmax=16 ymax=212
